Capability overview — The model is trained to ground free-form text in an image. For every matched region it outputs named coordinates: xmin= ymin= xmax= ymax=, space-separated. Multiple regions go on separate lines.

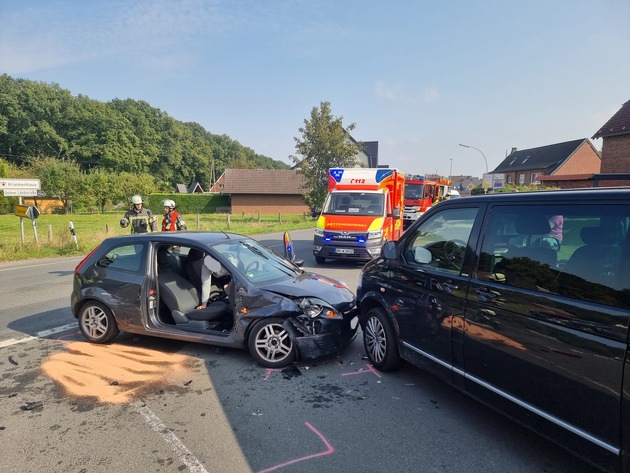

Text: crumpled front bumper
xmin=283 ymin=316 xmax=358 ymax=360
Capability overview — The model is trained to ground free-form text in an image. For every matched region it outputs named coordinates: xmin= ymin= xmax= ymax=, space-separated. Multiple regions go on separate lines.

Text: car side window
xmin=97 ymin=243 xmax=146 ymax=273
xmin=478 ymin=205 xmax=630 ymax=306
xmin=403 ymin=207 xmax=478 ymax=273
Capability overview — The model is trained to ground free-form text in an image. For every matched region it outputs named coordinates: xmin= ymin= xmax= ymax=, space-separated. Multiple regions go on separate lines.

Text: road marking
xmin=132 ymin=399 xmax=209 ymax=473
xmin=341 ymin=363 xmax=382 ymax=378
xmin=257 ymin=422 xmax=334 ymax=473
xmin=0 ymin=258 xmax=83 ymax=272
xmin=0 ymin=322 xmax=77 ymax=348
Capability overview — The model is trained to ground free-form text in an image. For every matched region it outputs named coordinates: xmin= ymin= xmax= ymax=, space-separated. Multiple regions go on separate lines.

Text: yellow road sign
xmin=15 ymin=204 xmax=29 ymax=218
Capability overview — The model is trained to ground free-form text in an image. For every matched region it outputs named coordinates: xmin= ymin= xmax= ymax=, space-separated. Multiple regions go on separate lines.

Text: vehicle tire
xmin=363 ymin=307 xmax=402 ymax=371
xmin=315 ymin=256 xmax=326 ymax=264
xmin=78 ymin=301 xmax=120 ymax=344
xmin=248 ymin=318 xmax=296 ymax=368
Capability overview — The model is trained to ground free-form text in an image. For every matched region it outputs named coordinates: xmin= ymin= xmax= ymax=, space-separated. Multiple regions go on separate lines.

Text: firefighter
xmin=120 ymin=194 xmax=157 ymax=234
xmin=161 ymin=199 xmax=187 ymax=231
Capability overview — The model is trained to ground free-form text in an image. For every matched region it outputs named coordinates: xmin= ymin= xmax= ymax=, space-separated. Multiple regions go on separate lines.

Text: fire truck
xmin=403 ymin=175 xmax=451 ymax=229
xmin=313 ymin=168 xmax=405 ymax=263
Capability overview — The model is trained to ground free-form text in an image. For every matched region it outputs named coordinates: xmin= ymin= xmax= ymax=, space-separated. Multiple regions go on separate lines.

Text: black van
xmin=356 ymin=188 xmax=630 ymax=473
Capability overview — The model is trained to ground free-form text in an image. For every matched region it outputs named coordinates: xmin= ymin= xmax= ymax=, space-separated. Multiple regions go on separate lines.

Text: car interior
xmin=156 ymin=245 xmax=233 ymax=332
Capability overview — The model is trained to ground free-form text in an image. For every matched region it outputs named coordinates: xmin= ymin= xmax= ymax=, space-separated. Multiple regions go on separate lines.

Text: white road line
xmin=0 ymin=258 xmax=83 ymax=272
xmin=131 ymin=400 xmax=209 ymax=473
xmin=0 ymin=322 xmax=77 ymax=348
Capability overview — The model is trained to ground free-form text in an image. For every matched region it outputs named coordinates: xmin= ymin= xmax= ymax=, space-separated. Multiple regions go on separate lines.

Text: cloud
xmin=374 ymin=80 xmax=405 ymax=100
xmin=0 ymin=0 xmax=232 ymax=75
xmin=422 ymin=87 xmax=439 ymax=103
xmin=373 ymin=80 xmax=440 ymax=104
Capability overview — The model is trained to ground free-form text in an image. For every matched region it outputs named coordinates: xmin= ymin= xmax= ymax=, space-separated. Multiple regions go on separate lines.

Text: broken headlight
xmin=297 ymin=298 xmax=342 ymax=320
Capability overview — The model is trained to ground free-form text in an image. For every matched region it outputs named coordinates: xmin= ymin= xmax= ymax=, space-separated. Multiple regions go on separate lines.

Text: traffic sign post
xmin=14 ymin=201 xmax=41 ymax=244
xmin=3 ymin=180 xmax=43 ymax=244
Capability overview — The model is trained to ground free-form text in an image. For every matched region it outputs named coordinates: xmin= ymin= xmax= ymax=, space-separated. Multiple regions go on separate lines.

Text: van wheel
xmin=78 ymin=301 xmax=120 ymax=343
xmin=363 ymin=307 xmax=402 ymax=371
xmin=248 ymin=318 xmax=296 ymax=368
xmin=315 ymin=256 xmax=326 ymax=264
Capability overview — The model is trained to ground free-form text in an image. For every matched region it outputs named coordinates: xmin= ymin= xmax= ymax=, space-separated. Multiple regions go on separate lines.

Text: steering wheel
xmin=244 ymin=261 xmax=260 ymax=274
xmin=443 ymin=239 xmax=467 ymax=268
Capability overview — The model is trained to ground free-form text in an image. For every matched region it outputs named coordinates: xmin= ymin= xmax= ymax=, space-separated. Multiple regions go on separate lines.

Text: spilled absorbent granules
xmin=41 ymin=342 xmax=192 ymax=404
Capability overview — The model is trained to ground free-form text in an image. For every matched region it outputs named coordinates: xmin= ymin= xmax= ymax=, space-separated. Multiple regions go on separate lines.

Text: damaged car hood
xmin=259 ymin=271 xmax=354 ymax=304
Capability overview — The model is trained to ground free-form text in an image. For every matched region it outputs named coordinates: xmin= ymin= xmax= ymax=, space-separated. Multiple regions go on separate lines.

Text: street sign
xmin=0 ymin=178 xmax=41 ymax=190
xmin=3 ymin=189 xmax=38 ymax=197
xmin=14 ymin=205 xmax=40 ymax=219
xmin=26 ymin=206 xmax=40 ymax=219
xmin=15 ymin=204 xmax=30 ymax=218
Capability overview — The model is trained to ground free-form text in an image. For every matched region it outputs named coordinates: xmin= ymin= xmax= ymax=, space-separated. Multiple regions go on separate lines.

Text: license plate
xmin=335 ymin=248 xmax=354 ymax=254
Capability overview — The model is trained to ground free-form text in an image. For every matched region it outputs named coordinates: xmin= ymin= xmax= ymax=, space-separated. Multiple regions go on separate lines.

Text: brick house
xmin=491 ymin=139 xmax=601 ymax=189
xmin=591 ymin=99 xmax=630 ymax=186
xmin=210 ymin=169 xmax=308 ymax=214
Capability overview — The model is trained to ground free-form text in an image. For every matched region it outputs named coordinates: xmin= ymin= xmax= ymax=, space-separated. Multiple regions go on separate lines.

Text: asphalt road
xmin=0 ymin=229 xmax=600 ymax=473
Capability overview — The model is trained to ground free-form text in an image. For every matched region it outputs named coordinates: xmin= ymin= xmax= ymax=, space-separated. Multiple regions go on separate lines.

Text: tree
xmin=29 ymin=157 xmax=86 ymax=213
xmin=291 ymin=101 xmax=363 ymax=208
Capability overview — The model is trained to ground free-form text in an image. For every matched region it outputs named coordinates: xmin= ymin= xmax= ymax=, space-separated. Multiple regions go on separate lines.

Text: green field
xmin=0 ymin=212 xmax=317 ymax=262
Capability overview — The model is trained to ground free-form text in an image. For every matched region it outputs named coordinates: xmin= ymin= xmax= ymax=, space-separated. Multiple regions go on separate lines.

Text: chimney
xmin=511 ymin=147 xmax=517 ymax=154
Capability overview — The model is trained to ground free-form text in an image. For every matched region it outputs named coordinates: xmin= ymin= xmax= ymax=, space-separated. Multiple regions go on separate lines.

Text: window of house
xmin=531 ymin=173 xmax=540 ymax=184
xmin=518 ymin=174 xmax=525 ymax=184
xmin=507 ymin=175 xmax=513 ymax=184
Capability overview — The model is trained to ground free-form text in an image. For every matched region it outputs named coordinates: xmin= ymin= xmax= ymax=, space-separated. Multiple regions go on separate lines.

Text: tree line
xmin=0 ymin=74 xmax=289 ymax=213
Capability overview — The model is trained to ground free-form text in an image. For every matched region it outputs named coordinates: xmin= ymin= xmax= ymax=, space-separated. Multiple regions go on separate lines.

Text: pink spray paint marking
xmin=257 ymin=422 xmax=334 ymax=473
xmin=263 ymin=368 xmax=281 ymax=381
xmin=341 ymin=363 xmax=381 ymax=378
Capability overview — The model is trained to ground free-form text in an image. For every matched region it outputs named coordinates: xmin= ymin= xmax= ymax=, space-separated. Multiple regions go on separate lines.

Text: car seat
xmin=564 ymin=226 xmax=622 ymax=288
xmin=158 ymin=271 xmax=229 ymax=329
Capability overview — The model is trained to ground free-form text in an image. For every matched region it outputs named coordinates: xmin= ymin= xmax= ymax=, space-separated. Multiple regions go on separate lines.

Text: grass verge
xmin=0 ymin=212 xmax=317 ymax=262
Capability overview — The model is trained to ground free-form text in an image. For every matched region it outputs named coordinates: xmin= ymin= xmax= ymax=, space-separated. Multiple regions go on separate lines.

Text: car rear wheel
xmin=78 ymin=301 xmax=120 ymax=344
xmin=363 ymin=307 xmax=402 ymax=371
xmin=248 ymin=318 xmax=296 ymax=368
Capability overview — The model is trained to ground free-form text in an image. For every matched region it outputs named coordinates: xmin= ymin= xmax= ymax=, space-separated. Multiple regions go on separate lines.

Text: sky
xmin=1 ymin=0 xmax=629 ymax=179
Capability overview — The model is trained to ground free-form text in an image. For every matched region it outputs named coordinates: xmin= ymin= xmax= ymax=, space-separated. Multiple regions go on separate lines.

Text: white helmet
xmin=131 ymin=194 xmax=143 ymax=205
xmin=163 ymin=199 xmax=175 ymax=209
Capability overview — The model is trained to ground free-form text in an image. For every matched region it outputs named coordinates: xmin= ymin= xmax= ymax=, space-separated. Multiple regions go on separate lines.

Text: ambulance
xmin=313 ymin=168 xmax=405 ymax=263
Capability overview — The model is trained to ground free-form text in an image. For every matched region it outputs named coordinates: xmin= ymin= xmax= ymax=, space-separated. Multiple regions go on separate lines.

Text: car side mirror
xmin=413 ymin=246 xmax=432 ymax=264
xmin=283 ymin=231 xmax=304 ymax=267
xmin=382 ymin=241 xmax=397 ymax=260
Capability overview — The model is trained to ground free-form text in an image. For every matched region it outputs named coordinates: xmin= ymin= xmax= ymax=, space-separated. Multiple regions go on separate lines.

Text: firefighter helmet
xmin=131 ymin=194 xmax=143 ymax=205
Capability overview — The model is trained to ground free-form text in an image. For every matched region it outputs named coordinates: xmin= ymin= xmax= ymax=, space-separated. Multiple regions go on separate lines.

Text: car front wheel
xmin=78 ymin=301 xmax=120 ymax=343
xmin=363 ymin=307 xmax=402 ymax=371
xmin=248 ymin=318 xmax=296 ymax=368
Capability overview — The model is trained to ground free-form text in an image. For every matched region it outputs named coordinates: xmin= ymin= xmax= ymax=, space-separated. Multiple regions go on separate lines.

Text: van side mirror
xmin=382 ymin=241 xmax=397 ymax=260
xmin=393 ymin=207 xmax=401 ymax=219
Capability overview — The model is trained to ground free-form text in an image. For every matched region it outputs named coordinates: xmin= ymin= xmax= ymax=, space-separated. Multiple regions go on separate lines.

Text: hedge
xmin=146 ymin=194 xmax=230 ymax=214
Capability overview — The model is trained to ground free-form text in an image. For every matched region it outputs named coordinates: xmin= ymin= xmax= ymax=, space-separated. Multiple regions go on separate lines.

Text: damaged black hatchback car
xmin=71 ymin=232 xmax=358 ymax=367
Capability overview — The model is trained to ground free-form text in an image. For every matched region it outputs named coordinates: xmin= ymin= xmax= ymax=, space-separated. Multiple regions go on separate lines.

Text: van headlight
xmin=314 ymin=228 xmax=324 ymax=237
xmin=367 ymin=230 xmax=382 ymax=239
xmin=298 ymin=298 xmax=342 ymax=319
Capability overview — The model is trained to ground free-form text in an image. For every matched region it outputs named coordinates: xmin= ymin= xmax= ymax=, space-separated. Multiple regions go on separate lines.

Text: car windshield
xmin=404 ymin=183 xmax=425 ymax=199
xmin=322 ymin=192 xmax=384 ymax=216
xmin=212 ymin=239 xmax=299 ymax=284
